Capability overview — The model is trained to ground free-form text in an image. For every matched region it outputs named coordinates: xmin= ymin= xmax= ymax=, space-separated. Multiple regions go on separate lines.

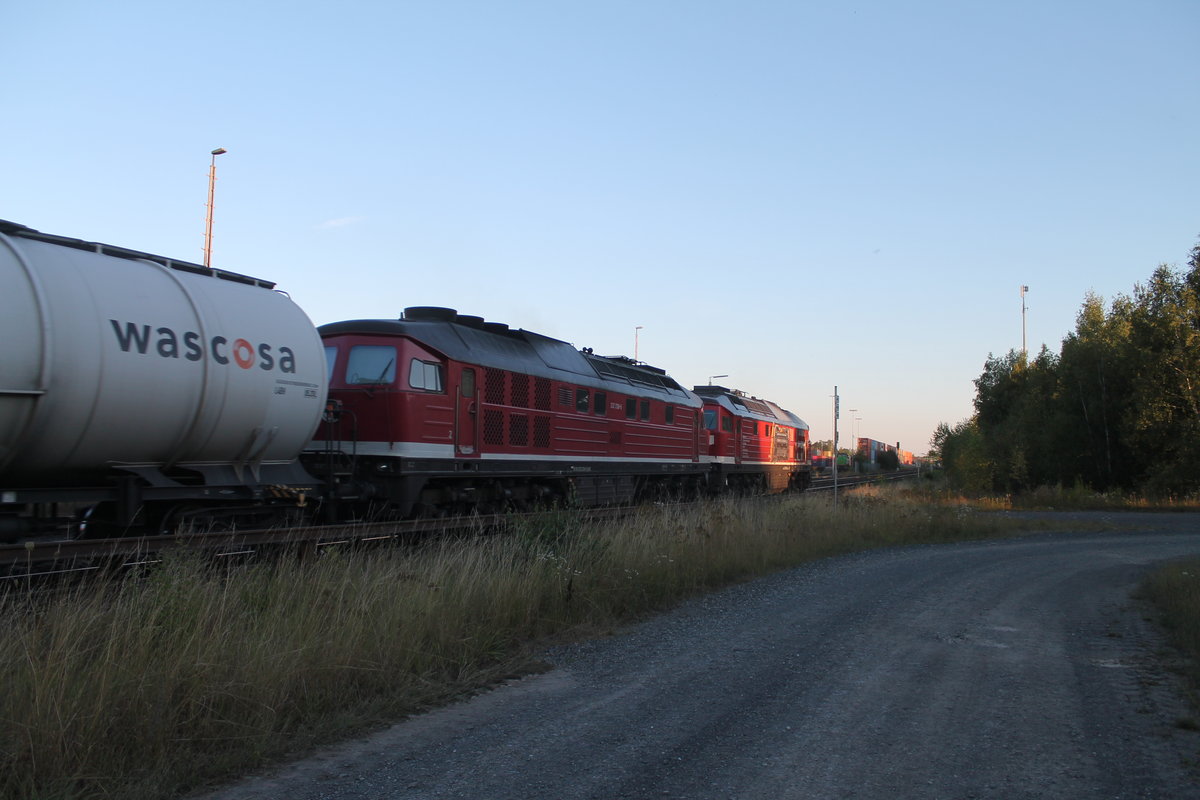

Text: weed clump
xmin=1141 ymin=559 xmax=1200 ymax=704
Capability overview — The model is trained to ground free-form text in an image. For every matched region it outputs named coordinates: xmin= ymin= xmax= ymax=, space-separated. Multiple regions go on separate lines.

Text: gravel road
xmin=200 ymin=512 xmax=1200 ymax=799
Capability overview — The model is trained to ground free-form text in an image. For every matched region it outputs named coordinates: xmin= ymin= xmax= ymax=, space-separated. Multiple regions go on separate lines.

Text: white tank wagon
xmin=0 ymin=220 xmax=328 ymax=538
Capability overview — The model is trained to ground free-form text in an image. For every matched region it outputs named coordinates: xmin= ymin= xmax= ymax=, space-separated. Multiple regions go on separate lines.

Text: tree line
xmin=933 ymin=241 xmax=1200 ymax=497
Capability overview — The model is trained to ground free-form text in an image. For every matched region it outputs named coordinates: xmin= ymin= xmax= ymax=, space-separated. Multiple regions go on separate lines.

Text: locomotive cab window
xmin=346 ymin=345 xmax=397 ymax=385
xmin=409 ymin=359 xmax=444 ymax=392
xmin=576 ymin=389 xmax=590 ymax=413
xmin=665 ymin=406 xmax=674 ymax=424
xmin=626 ymin=398 xmax=637 ymax=419
xmin=594 ymin=391 xmax=607 ymax=416
xmin=323 ymin=346 xmax=338 ymax=381
xmin=721 ymin=415 xmax=734 ymax=433
xmin=703 ymin=409 xmax=717 ymax=430
xmin=640 ymin=399 xmax=650 ymax=421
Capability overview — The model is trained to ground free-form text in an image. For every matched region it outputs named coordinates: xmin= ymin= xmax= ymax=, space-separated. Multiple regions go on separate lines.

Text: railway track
xmin=0 ymin=469 xmax=920 ymax=577
xmin=0 ymin=507 xmax=633 ymax=579
xmin=808 ymin=467 xmax=919 ymax=492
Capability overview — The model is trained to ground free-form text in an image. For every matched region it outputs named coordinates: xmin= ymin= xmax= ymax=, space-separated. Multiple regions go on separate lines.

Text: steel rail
xmin=0 ymin=506 xmax=633 ymax=575
xmin=0 ymin=470 xmax=920 ymax=575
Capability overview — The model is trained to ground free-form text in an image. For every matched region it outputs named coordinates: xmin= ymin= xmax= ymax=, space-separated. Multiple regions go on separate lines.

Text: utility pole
xmin=832 ymin=386 xmax=840 ymax=505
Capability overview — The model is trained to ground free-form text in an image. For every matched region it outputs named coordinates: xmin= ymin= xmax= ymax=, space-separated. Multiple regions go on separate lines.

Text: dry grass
xmin=1141 ymin=558 xmax=1200 ymax=715
xmin=901 ymin=479 xmax=1200 ymax=512
xmin=0 ymin=490 xmax=1027 ymax=799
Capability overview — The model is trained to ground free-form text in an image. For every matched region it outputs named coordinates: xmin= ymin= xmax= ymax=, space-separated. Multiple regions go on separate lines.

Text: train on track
xmin=0 ymin=220 xmax=811 ymax=540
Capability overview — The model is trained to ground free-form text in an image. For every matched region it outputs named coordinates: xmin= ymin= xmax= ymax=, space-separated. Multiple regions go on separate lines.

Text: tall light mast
xmin=203 ymin=147 xmax=227 ymax=267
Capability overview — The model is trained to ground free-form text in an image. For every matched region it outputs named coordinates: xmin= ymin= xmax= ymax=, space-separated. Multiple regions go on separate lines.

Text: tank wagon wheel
xmin=74 ymin=502 xmax=154 ymax=540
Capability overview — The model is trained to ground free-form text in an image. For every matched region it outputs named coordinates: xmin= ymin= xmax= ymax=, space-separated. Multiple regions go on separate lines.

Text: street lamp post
xmin=634 ymin=326 xmax=643 ymax=362
xmin=708 ymin=374 xmax=728 ymax=386
xmin=203 ymin=147 xmax=227 ymax=268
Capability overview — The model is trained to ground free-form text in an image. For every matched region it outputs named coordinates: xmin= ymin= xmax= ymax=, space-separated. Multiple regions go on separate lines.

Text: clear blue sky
xmin=6 ymin=0 xmax=1198 ymax=454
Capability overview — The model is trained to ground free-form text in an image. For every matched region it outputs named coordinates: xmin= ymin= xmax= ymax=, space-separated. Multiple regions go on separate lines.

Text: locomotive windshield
xmin=346 ymin=345 xmax=397 ymax=385
xmin=703 ymin=409 xmax=717 ymax=430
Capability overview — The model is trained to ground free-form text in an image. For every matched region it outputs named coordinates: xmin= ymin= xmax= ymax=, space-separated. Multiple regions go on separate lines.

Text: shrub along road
xmin=200 ymin=512 xmax=1200 ymax=799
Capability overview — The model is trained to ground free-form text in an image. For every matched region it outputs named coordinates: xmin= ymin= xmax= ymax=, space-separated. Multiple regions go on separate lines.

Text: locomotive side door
xmin=456 ymin=368 xmax=479 ymax=456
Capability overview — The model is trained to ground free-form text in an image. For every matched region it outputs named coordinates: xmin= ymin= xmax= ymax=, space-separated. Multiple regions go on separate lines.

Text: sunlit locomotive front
xmin=694 ymin=385 xmax=812 ymax=493
xmin=310 ymin=307 xmax=707 ymax=518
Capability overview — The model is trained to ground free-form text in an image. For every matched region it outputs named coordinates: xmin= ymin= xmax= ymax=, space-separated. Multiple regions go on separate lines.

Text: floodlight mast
xmin=203 ymin=147 xmax=227 ymax=267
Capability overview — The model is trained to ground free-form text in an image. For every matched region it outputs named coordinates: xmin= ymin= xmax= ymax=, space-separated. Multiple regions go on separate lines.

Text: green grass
xmin=0 ymin=491 xmax=1031 ymax=799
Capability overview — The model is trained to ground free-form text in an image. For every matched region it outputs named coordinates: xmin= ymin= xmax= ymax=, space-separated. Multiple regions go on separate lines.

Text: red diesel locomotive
xmin=309 ymin=307 xmax=811 ymax=519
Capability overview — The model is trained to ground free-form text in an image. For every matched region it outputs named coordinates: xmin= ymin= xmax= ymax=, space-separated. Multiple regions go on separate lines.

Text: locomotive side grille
xmin=485 ymin=368 xmax=506 ymax=405
xmin=535 ymin=377 xmax=552 ymax=410
xmin=510 ymin=414 xmax=529 ymax=446
xmin=511 ymin=374 xmax=530 ymax=408
xmin=558 ymin=387 xmax=573 ymax=407
xmin=534 ymin=416 xmax=551 ymax=448
xmin=483 ymin=409 xmax=504 ymax=446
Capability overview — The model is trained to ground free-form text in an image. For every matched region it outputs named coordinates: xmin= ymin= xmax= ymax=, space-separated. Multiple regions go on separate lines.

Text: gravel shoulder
xmin=198 ymin=512 xmax=1200 ymax=800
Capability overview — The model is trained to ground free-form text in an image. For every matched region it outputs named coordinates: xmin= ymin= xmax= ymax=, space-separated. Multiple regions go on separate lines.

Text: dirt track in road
xmin=199 ymin=512 xmax=1200 ymax=800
